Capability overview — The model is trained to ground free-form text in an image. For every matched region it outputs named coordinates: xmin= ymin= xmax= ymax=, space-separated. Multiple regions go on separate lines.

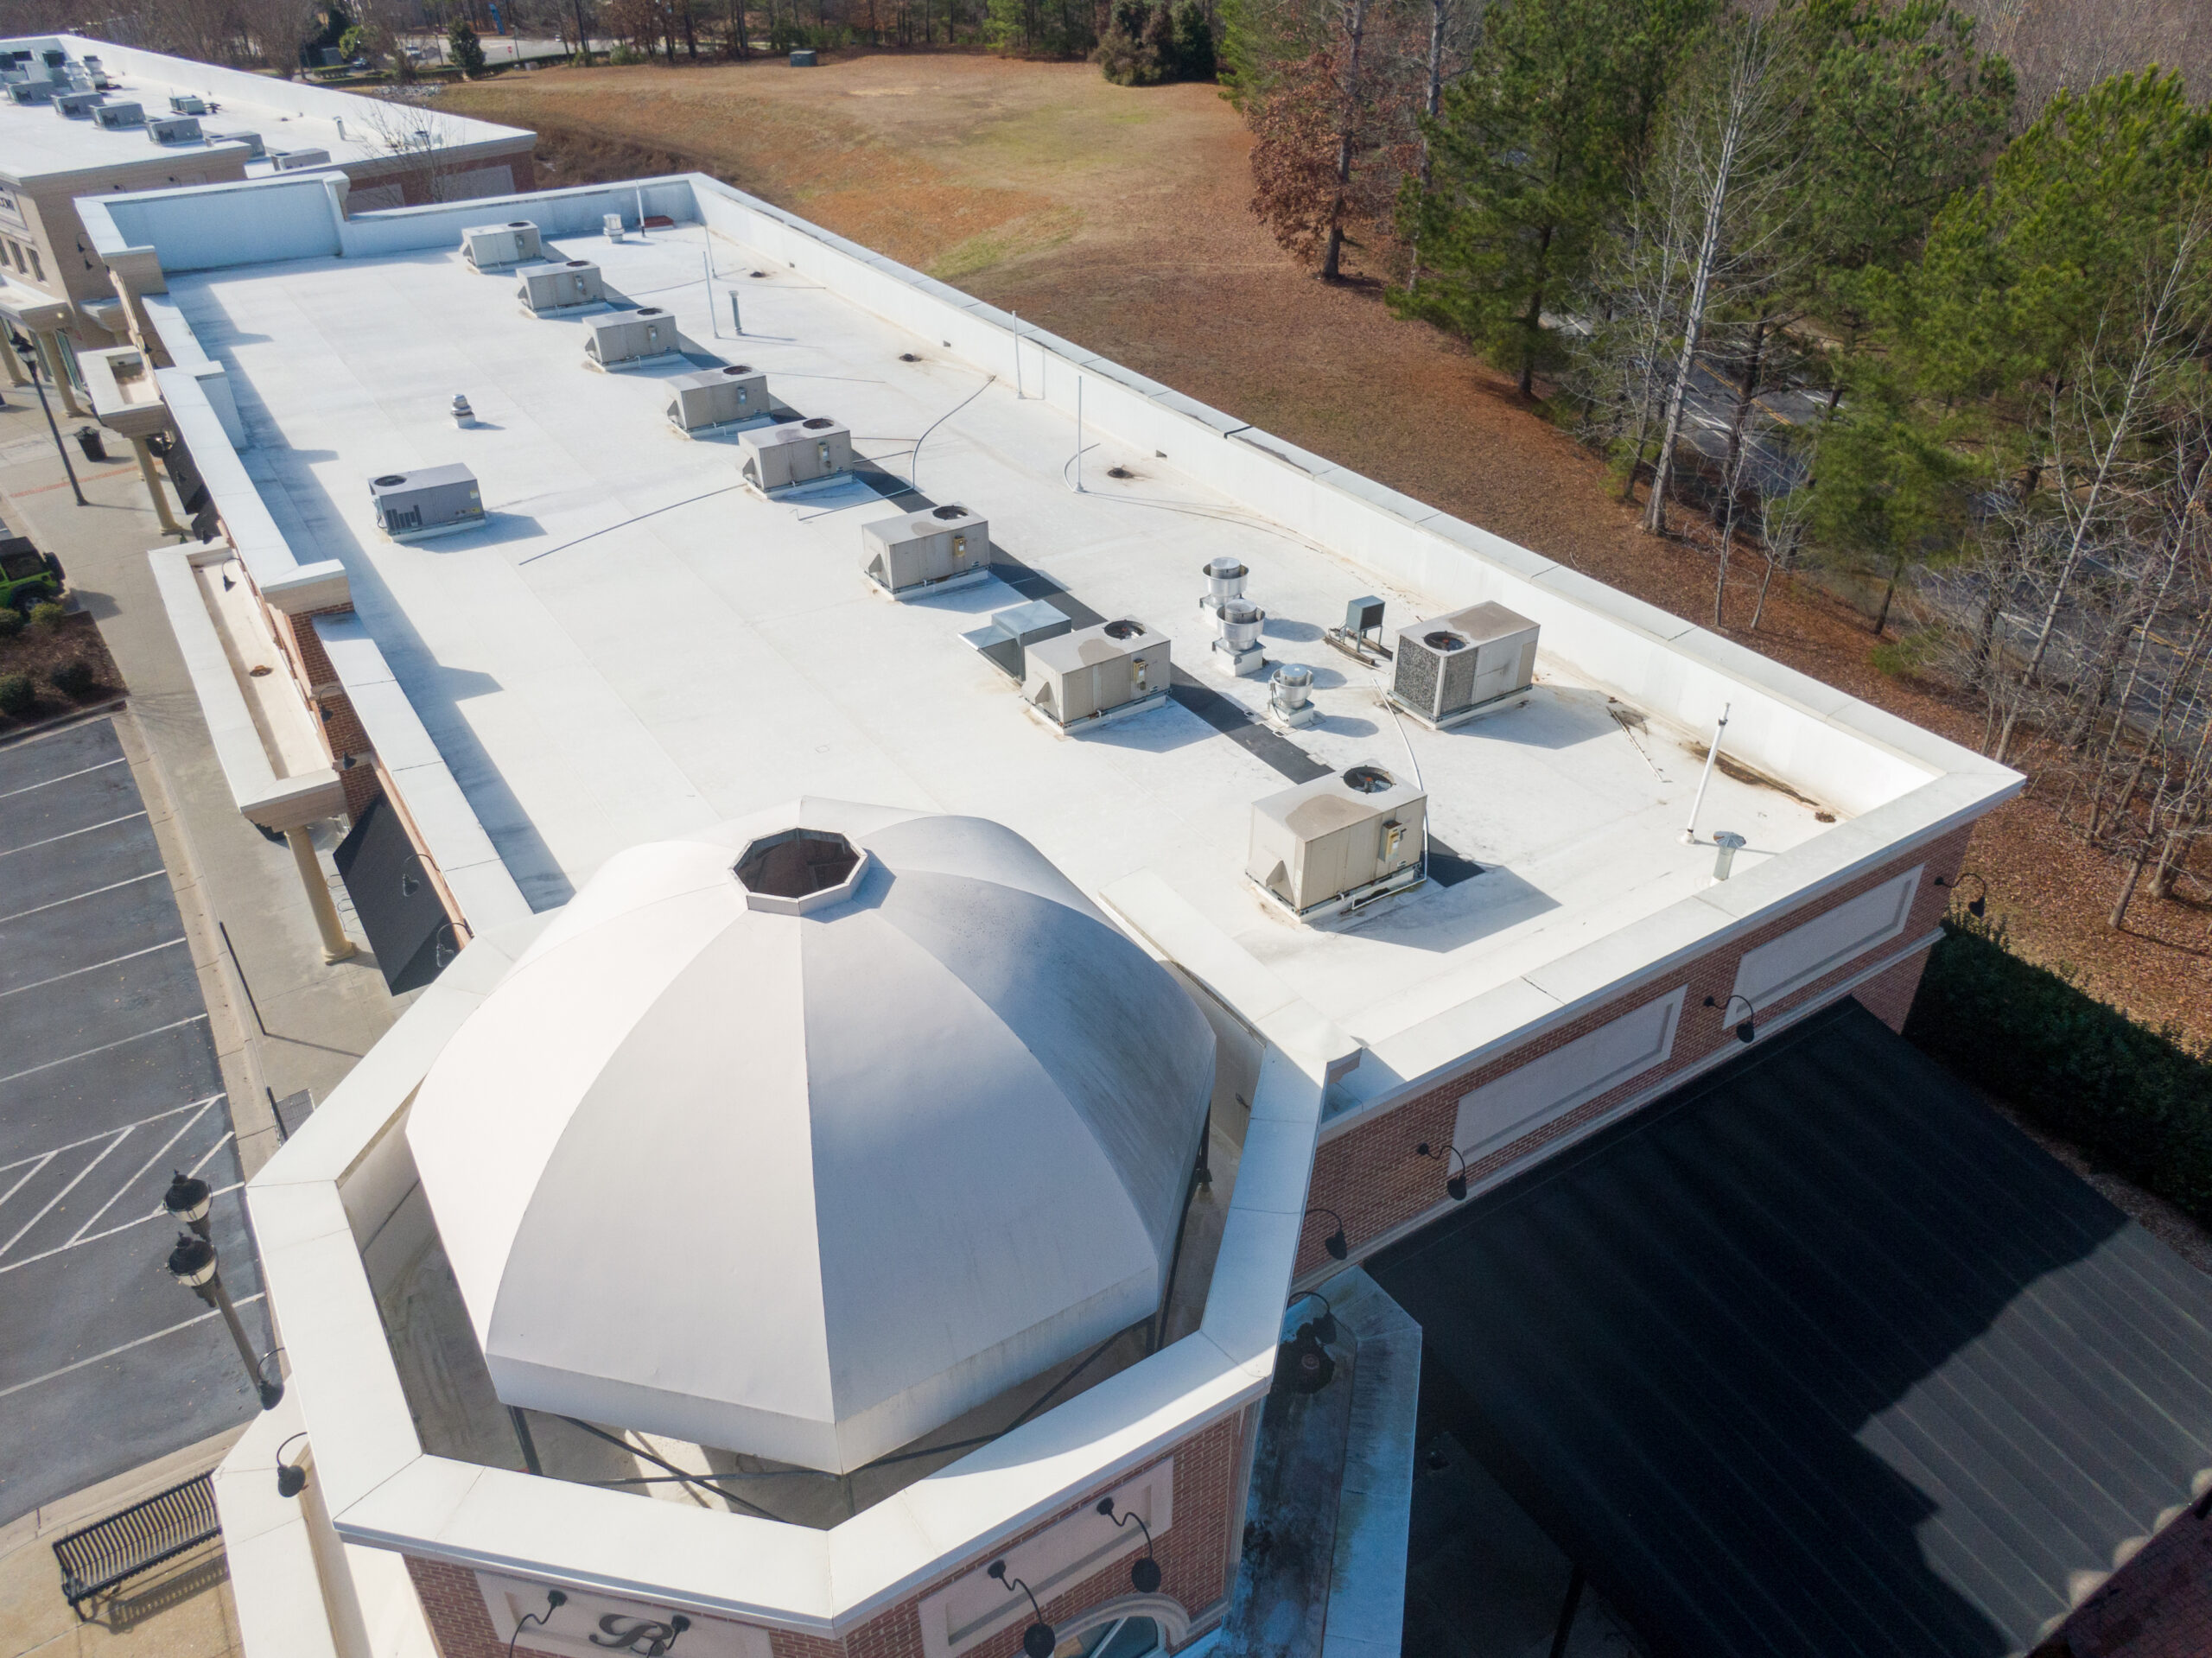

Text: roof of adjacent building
xmin=0 ymin=35 xmax=528 ymax=185
xmin=405 ymin=800 xmax=1216 ymax=1476
xmin=1370 ymin=999 xmax=2212 ymax=1658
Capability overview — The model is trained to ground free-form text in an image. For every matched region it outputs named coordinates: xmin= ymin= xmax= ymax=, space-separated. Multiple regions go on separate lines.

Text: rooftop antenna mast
xmin=1682 ymin=702 xmax=1731 ymax=844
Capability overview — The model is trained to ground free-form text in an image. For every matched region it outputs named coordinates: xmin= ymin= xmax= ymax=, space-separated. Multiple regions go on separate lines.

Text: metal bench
xmin=51 ymin=1472 xmax=220 ymax=1619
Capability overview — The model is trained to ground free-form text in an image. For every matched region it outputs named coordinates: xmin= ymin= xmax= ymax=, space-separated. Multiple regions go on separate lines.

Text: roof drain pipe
xmin=1681 ymin=702 xmax=1731 ymax=844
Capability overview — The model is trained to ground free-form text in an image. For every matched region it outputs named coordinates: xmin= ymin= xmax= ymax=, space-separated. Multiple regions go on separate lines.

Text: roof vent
xmin=1201 ymin=557 xmax=1248 ymax=608
xmin=733 ymin=829 xmax=869 ymax=916
xmin=461 ymin=220 xmax=541 ymax=271
xmin=1248 ymin=765 xmax=1428 ymax=920
xmin=1390 ymin=602 xmax=1540 ymax=729
xmin=1023 ymin=619 xmax=1170 ymax=733
xmin=861 ymin=504 xmax=988 ymax=600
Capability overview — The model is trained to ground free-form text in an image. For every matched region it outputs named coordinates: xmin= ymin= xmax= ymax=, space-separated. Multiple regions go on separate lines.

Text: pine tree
xmin=1174 ymin=1 xmax=1216 ymax=80
xmin=448 ymin=17 xmax=490 ymax=75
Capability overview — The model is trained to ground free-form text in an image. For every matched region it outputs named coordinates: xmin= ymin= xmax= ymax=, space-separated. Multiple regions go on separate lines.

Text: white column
xmin=131 ymin=436 xmax=185 ymax=534
xmin=34 ymin=331 xmax=84 ymax=416
xmin=284 ymin=827 xmax=356 ymax=962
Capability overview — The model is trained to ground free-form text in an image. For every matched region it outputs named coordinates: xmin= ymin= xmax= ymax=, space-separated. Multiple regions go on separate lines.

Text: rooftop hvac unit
xmin=861 ymin=504 xmax=988 ymax=600
xmin=517 ymin=258 xmax=603 ymax=314
xmin=368 ymin=465 xmax=486 ymax=543
xmin=91 ymin=101 xmax=143 ymax=129
xmin=168 ymin=93 xmax=208 ymax=115
xmin=208 ymin=129 xmax=264 ymax=158
xmin=1023 ymin=618 xmax=1170 ymax=732
xmin=9 ymin=81 xmax=56 ymax=105
xmin=270 ymin=148 xmax=332 ymax=171
xmin=1248 ymin=763 xmax=1427 ymax=919
xmin=41 ymin=48 xmax=65 ymax=67
xmin=584 ymin=307 xmax=681 ymax=371
xmin=665 ymin=364 xmax=766 ymax=434
xmin=52 ymin=90 xmax=100 ymax=117
xmin=462 ymin=220 xmax=542 ymax=271
xmin=962 ymin=599 xmax=1071 ymax=678
xmin=737 ymin=417 xmax=851 ymax=492
xmin=147 ymin=115 xmax=200 ymax=144
xmin=1389 ymin=601 xmax=1540 ymax=728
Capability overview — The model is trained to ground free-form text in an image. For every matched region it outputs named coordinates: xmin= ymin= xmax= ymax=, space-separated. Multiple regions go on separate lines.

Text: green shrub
xmin=27 ymin=600 xmax=67 ymax=630
xmin=609 ymin=41 xmax=648 ymax=64
xmin=1906 ymin=916 xmax=2212 ymax=1224
xmin=0 ymin=673 xmax=32 ymax=715
xmin=448 ymin=18 xmax=488 ymax=76
xmin=48 ymin=659 xmax=95 ymax=698
xmin=0 ymin=607 xmax=20 ymax=639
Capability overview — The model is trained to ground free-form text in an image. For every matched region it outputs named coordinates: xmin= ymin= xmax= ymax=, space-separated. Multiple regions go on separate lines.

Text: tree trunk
xmin=1871 ymin=553 xmax=1905 ymax=636
xmin=1516 ymin=226 xmax=1552 ymax=397
xmin=1721 ymin=312 xmax=1769 ymax=480
xmin=2109 ymin=849 xmax=2149 ymax=929
xmin=1319 ymin=0 xmax=1370 ymax=283
xmin=1404 ymin=0 xmax=1446 ymax=295
xmin=1751 ymin=549 xmax=1777 ymax=629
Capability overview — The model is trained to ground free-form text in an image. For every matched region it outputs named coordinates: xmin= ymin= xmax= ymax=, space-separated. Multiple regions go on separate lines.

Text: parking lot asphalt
xmin=0 ymin=717 xmax=270 ymax=1528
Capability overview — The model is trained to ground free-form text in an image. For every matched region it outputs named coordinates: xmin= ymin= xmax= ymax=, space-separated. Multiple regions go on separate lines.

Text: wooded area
xmin=1230 ymin=0 xmax=2212 ymax=931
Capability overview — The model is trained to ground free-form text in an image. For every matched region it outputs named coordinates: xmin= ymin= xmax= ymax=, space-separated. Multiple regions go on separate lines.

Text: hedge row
xmin=1904 ymin=917 xmax=2212 ymax=1226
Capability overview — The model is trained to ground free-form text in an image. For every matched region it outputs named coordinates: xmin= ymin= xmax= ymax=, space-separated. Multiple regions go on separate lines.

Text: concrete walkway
xmin=0 ymin=388 xmax=403 ymax=1653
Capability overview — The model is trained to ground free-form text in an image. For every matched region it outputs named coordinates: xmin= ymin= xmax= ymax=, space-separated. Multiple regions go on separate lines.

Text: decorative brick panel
xmin=401 ymin=1413 xmax=1240 ymax=1658
xmin=1299 ymin=824 xmax=1973 ymax=1274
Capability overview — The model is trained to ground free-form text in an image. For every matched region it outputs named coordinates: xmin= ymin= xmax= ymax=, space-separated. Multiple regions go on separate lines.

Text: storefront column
xmin=34 ymin=331 xmax=83 ymax=416
xmin=130 ymin=435 xmax=185 ymax=534
xmin=285 ymin=827 xmax=357 ymax=962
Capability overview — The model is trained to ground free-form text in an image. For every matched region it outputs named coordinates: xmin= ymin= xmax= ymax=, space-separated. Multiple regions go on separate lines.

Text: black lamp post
xmin=162 ymin=1169 xmax=213 ymax=1240
xmin=1096 ymin=1496 xmax=1162 ymax=1593
xmin=166 ymin=1231 xmax=283 ymax=1410
xmin=986 ymin=1560 xmax=1057 ymax=1658
xmin=1415 ymin=1141 xmax=1469 ymax=1202
xmin=1704 ymin=994 xmax=1757 ymax=1045
xmin=8 ymin=329 xmax=86 ymax=507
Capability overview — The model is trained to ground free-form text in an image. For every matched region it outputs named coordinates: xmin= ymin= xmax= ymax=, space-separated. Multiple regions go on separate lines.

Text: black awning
xmin=334 ymin=794 xmax=452 ymax=994
xmin=1370 ymin=1000 xmax=2212 ymax=1658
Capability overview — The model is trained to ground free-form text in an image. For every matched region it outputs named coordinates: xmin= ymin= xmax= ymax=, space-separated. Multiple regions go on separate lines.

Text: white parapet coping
xmin=242 ymin=880 xmax=1349 ymax=1643
xmin=150 ymin=544 xmax=344 ymax=831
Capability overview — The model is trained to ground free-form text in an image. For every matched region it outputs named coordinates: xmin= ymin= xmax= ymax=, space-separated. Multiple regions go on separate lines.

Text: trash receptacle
xmin=74 ymin=426 xmax=106 ymax=462
xmin=790 ymin=48 xmax=817 ymax=66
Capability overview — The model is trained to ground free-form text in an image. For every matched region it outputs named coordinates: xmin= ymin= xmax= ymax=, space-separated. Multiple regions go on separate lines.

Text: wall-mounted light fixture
xmin=1306 ymin=1207 xmax=1349 ymax=1261
xmin=1934 ymin=871 xmax=1986 ymax=918
xmin=1096 ymin=1496 xmax=1162 ymax=1593
xmin=1416 ymin=1142 xmax=1469 ymax=1202
xmin=1286 ymin=1289 xmax=1338 ymax=1345
xmin=399 ymin=849 xmax=429 ymax=900
xmin=1704 ymin=994 xmax=1757 ymax=1045
xmin=505 ymin=1588 xmax=567 ymax=1657
xmin=986 ymin=1560 xmax=1057 ymax=1658
xmin=275 ymin=1431 xmax=310 ymax=1499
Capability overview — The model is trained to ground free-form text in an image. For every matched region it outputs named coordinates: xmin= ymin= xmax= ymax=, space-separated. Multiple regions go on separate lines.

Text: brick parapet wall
xmin=2055 ymin=1496 xmax=2212 ymax=1657
xmin=402 ymin=1413 xmax=1240 ymax=1658
xmin=1297 ymin=823 xmax=1973 ymax=1275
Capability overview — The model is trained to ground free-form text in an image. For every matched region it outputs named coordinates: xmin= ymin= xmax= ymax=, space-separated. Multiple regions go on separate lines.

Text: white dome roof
xmin=405 ymin=800 xmax=1216 ymax=1475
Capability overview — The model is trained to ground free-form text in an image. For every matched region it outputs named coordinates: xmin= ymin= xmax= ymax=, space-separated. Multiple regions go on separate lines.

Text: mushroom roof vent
xmin=404 ymin=799 xmax=1217 ymax=1475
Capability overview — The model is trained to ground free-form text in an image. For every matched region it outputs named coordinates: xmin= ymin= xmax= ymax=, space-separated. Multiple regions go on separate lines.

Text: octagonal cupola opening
xmin=734 ymin=826 xmax=868 ymax=914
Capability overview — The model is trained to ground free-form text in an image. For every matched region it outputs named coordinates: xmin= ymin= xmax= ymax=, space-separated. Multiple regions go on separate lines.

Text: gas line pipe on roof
xmin=1682 ymin=702 xmax=1731 ymax=845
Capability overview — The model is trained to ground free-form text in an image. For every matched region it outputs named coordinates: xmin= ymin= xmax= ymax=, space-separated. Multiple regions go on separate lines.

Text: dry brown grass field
xmin=444 ymin=52 xmax=2212 ymax=1047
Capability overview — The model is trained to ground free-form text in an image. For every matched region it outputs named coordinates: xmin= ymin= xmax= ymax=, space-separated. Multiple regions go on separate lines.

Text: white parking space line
xmin=0 ymin=756 xmax=125 ymax=802
xmin=0 ymin=1095 xmax=225 ymax=1175
xmin=0 ymin=1015 xmax=207 ymax=1087
xmin=0 ymin=937 xmax=188 ymax=1001
xmin=0 ymin=1293 xmax=264 ymax=1401
xmin=65 ymin=1100 xmax=219 ymax=1245
xmin=0 ymin=1129 xmax=130 ymax=1257
xmin=0 ymin=1152 xmax=53 ymax=1210
xmin=0 ymin=870 xmax=166 ymax=926
xmin=0 ymin=810 xmax=149 ymax=860
xmin=0 ymin=1176 xmax=239 ymax=1279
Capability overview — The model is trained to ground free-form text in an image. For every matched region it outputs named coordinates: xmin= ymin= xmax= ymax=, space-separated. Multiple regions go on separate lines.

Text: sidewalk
xmin=0 ymin=395 xmax=402 ymax=1654
xmin=0 ymin=397 xmax=403 ymax=1175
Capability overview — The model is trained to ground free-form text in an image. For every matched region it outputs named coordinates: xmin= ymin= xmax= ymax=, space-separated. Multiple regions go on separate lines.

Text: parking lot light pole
xmin=9 ymin=330 xmax=86 ymax=507
xmin=166 ymin=1232 xmax=283 ymax=1410
xmin=162 ymin=1171 xmax=213 ymax=1241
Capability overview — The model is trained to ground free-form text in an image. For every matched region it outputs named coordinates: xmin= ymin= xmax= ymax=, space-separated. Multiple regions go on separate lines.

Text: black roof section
xmin=1370 ymin=999 xmax=2212 ymax=1658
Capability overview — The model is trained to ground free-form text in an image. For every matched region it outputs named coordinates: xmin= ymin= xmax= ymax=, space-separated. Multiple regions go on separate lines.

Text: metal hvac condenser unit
xmin=1389 ymin=601 xmax=1540 ymax=728
xmin=665 ymin=365 xmax=767 ymax=434
xmin=209 ymin=129 xmax=264 ymax=157
xmin=462 ymin=220 xmax=542 ymax=271
xmin=737 ymin=417 xmax=851 ymax=492
xmin=517 ymin=259 xmax=604 ymax=314
xmin=168 ymin=93 xmax=208 ymax=115
xmin=146 ymin=115 xmax=200 ymax=144
xmin=585 ymin=308 xmax=682 ymax=371
xmin=1248 ymin=763 xmax=1427 ymax=919
xmin=7 ymin=81 xmax=54 ymax=105
xmin=52 ymin=90 xmax=100 ymax=117
xmin=861 ymin=504 xmax=989 ymax=599
xmin=91 ymin=101 xmax=143 ymax=129
xmin=962 ymin=600 xmax=1071 ymax=678
xmin=1023 ymin=618 xmax=1170 ymax=732
xmin=368 ymin=465 xmax=486 ymax=542
xmin=271 ymin=148 xmax=332 ymax=171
